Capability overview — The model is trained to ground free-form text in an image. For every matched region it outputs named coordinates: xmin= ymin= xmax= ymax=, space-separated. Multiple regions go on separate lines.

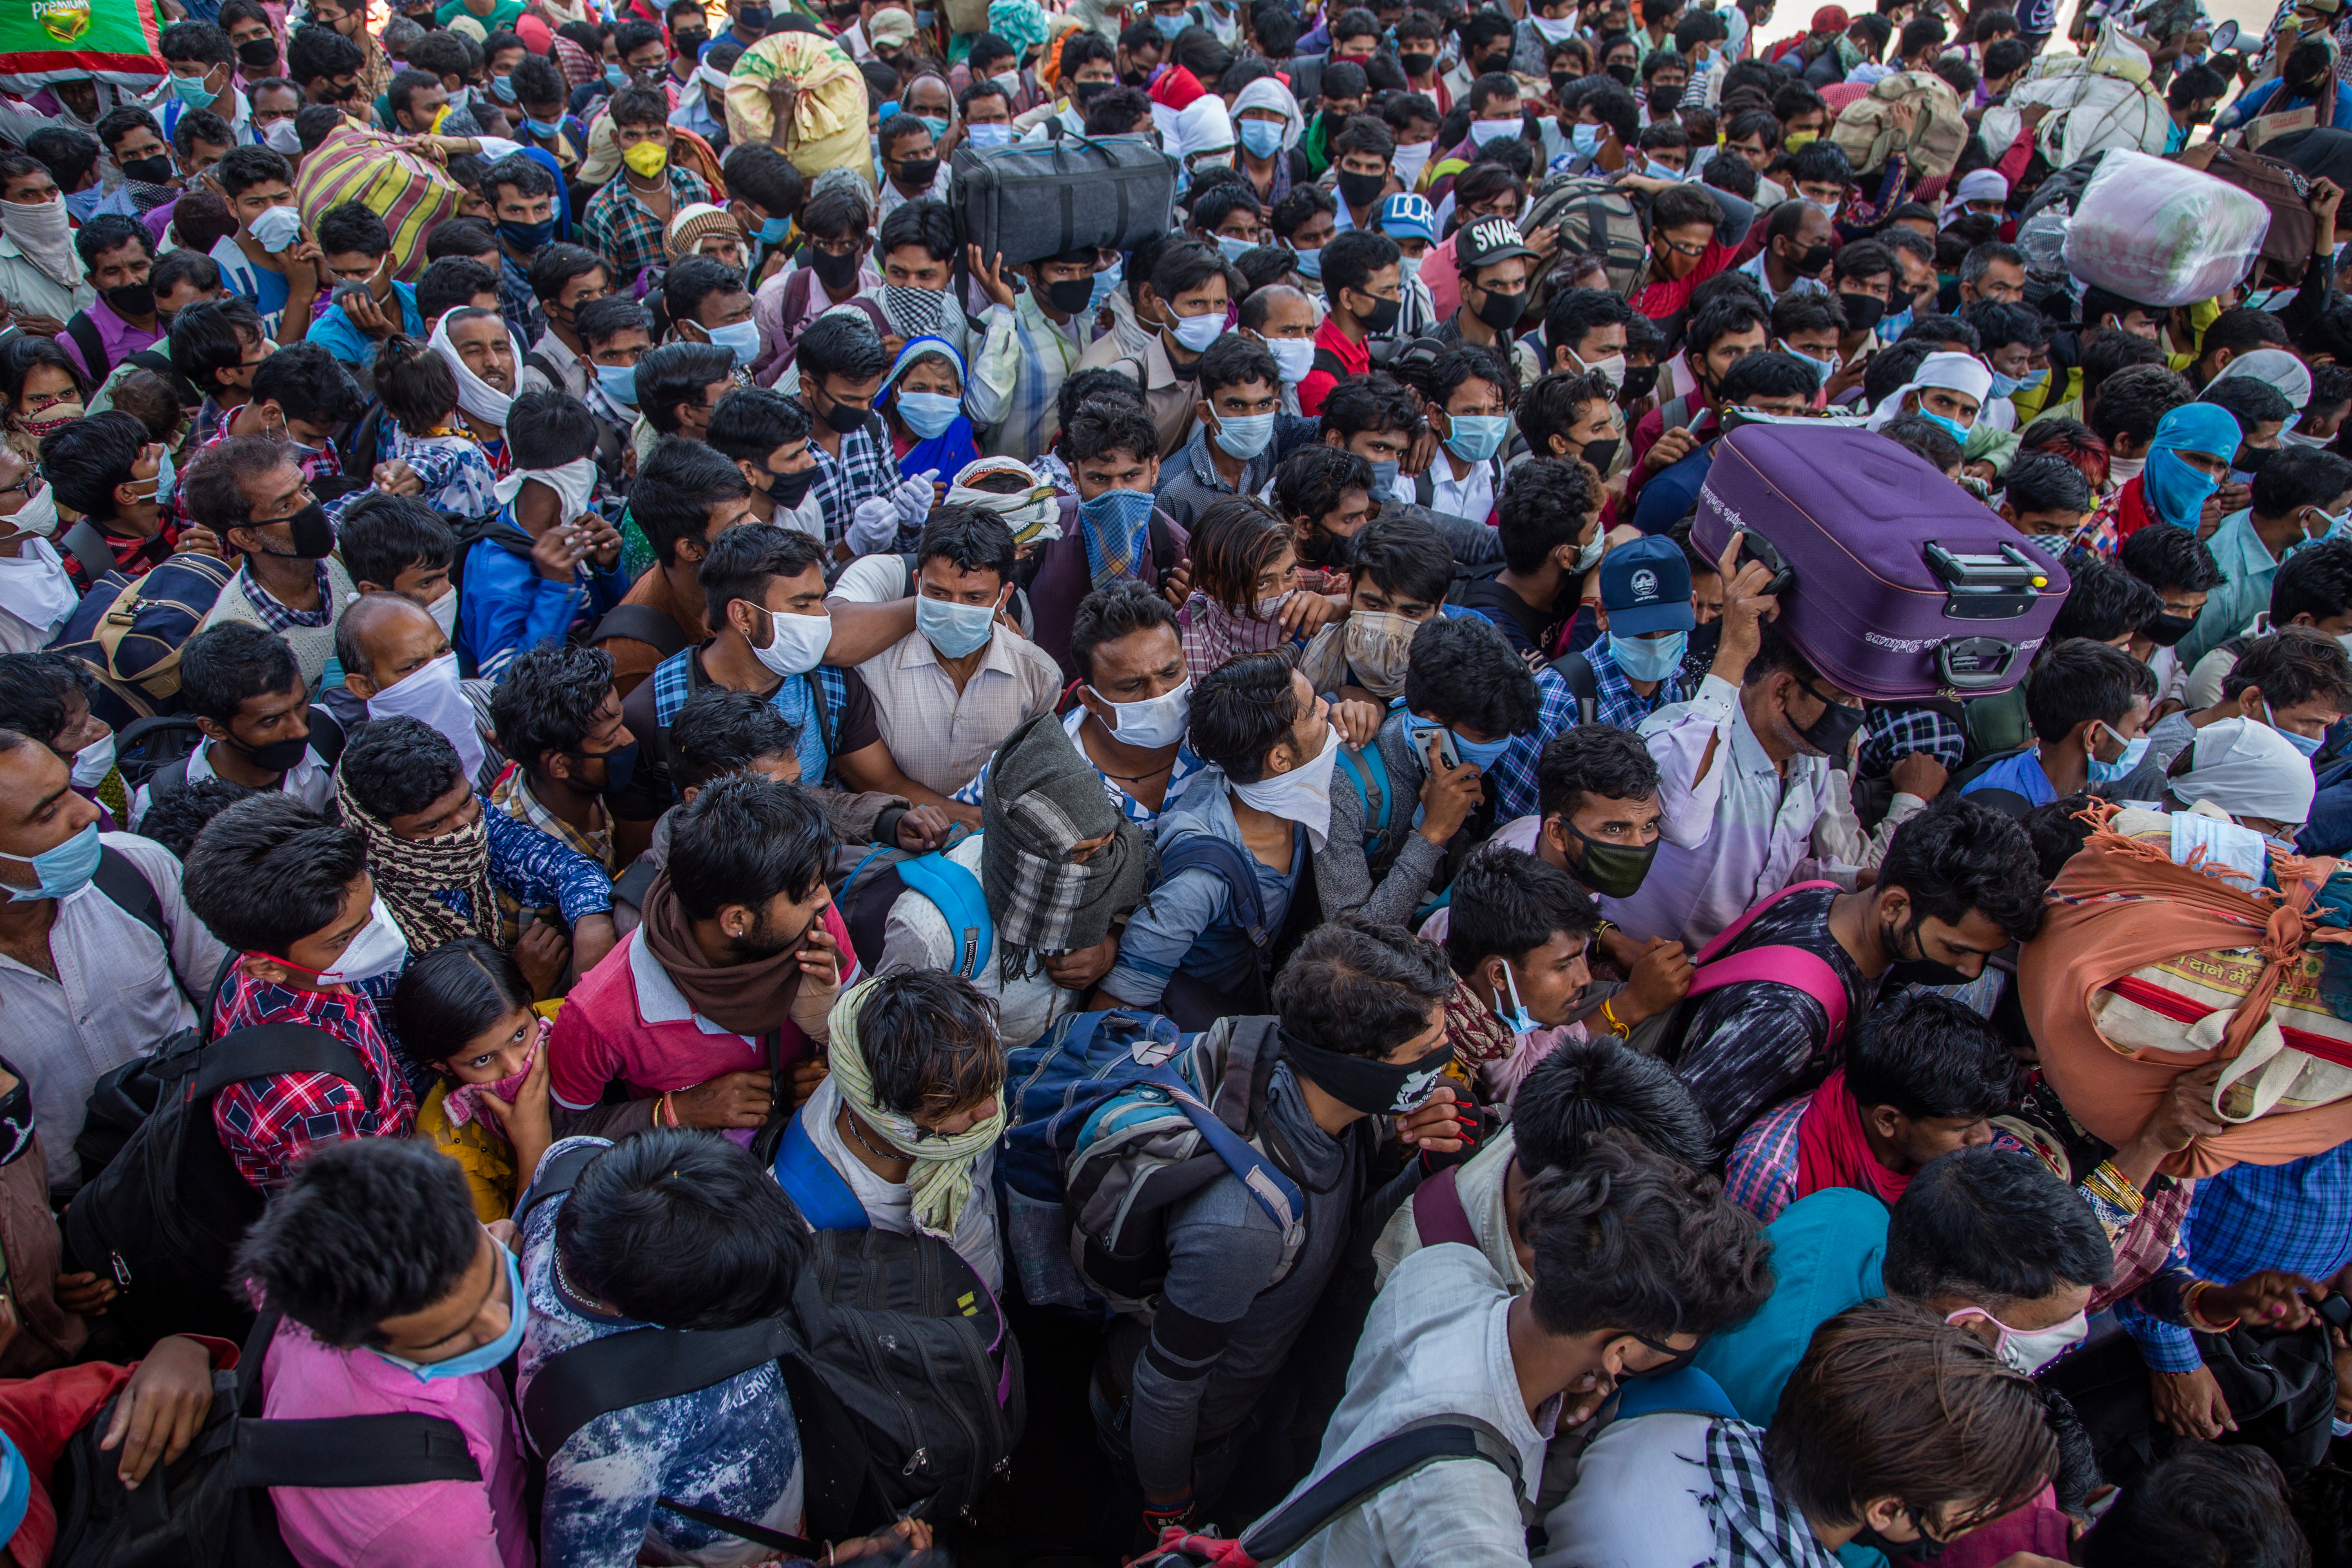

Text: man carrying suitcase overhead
xmin=1598 ymin=535 xmax=1861 ymax=953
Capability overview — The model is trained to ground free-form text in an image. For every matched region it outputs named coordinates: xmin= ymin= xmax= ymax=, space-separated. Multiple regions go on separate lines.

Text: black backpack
xmin=516 ymin=1143 xmax=1024 ymax=1543
xmin=65 ymin=1023 xmax=383 ymax=1352
xmin=48 ymin=1311 xmax=483 ymax=1568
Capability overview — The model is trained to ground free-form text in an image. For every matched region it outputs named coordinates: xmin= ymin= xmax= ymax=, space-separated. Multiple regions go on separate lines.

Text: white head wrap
xmin=2171 ymin=717 xmax=2319 ymax=827
xmin=2208 ymin=348 xmax=2315 ymax=415
xmin=1866 ymin=350 xmax=1996 ymax=432
xmin=1940 ymin=167 xmax=2010 ymax=230
xmin=1230 ymin=76 xmax=1305 ymax=151
xmin=428 ymin=310 xmax=519 ymax=429
xmin=1176 ymin=93 xmax=1236 ymax=160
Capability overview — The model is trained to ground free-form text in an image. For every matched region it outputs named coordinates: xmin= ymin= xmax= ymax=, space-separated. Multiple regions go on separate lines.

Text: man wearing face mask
xmin=0 ymin=153 xmax=95 ymax=338
xmin=1157 ymin=336 xmax=1316 ymax=530
xmin=2149 ymin=632 xmax=2352 ymax=829
xmin=1737 ymin=197 xmax=1833 ymax=307
xmin=181 ymin=457 xmax=354 ymax=713
xmin=1322 ymin=613 xmax=1538 ymax=929
xmin=1431 ymin=216 xmax=1534 ymax=373
xmin=1667 ymin=793 xmax=2045 ymax=1156
xmin=57 ymin=216 xmax=164 ymax=382
xmin=40 ymin=410 xmax=222 ymax=596
xmin=1237 ymin=282 xmax=1319 ymax=415
xmin=1078 ymin=240 xmax=1232 ymax=458
xmin=179 ymin=795 xmax=419 ymax=1192
xmin=852 ymin=508 xmax=1062 ymax=823
xmin=1091 ymin=918 xmax=1468 ymax=1544
xmin=0 ymin=728 xmax=228 ymax=1196
xmin=966 ymin=242 xmax=1100 ymax=462
xmin=138 ymin=622 xmax=336 ymax=836
xmin=202 ymin=341 xmax=366 ymax=501
xmin=1294 ymin=230 xmax=1401 ymax=418
xmin=0 ymin=443 xmax=72 ymax=653
xmin=1461 ymin=456 xmax=1600 ymax=664
xmin=1958 ymin=639 xmax=2154 ymax=817
xmin=1601 ymin=537 xmax=1868 ymax=953
xmin=1558 ymin=536 xmax=1699 ymax=735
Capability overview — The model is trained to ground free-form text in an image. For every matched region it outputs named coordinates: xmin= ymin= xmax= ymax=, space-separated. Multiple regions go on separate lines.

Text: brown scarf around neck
xmin=637 ymin=869 xmax=805 ymax=1036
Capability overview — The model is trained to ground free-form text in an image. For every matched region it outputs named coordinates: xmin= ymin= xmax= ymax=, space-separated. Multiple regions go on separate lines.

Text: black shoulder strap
xmin=91 ymin=845 xmax=166 ymax=950
xmin=64 ymin=312 xmax=107 ymax=381
xmin=520 ymin=1316 xmax=793 ymax=1459
xmin=236 ymin=1412 xmax=485 ymax=1487
xmin=1548 ymin=648 xmax=1599 ymax=723
xmin=648 ymin=1496 xmax=824 ymax=1558
xmin=590 ymin=603 xmax=692 ymax=661
xmin=190 ymin=1022 xmax=378 ymax=1109
xmin=1149 ymin=515 xmax=1178 ymax=578
xmin=1312 ymin=345 xmax=1348 ymax=380
xmin=524 ymin=350 xmax=563 ymax=388
xmin=1237 ymin=1416 xmax=1524 ymax=1561
xmin=1158 ymin=832 xmax=1270 ymax=951
xmin=144 ymin=756 xmax=194 ymax=812
xmin=60 ymin=520 xmax=118 ymax=584
xmin=306 ymin=704 xmax=347 ymax=768
xmin=800 ymin=669 xmax=838 ymax=757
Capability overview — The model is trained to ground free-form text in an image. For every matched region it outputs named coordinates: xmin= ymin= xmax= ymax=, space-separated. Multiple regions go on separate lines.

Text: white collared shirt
xmin=855 ymin=625 xmax=1065 ymax=797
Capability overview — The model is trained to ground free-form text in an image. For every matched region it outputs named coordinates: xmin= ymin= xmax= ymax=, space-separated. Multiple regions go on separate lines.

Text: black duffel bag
xmin=950 ymin=132 xmax=1177 ymax=268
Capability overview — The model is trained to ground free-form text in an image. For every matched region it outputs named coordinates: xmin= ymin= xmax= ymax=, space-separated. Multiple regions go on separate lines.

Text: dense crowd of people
xmin=0 ymin=0 xmax=2350 ymax=1562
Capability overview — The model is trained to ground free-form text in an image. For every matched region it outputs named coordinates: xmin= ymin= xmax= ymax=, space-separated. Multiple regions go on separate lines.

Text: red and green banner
xmin=0 ymin=0 xmax=167 ymax=82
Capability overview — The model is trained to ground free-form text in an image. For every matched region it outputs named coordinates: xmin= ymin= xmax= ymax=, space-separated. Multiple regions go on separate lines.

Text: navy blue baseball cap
xmin=1599 ymin=535 xmax=1696 ymax=636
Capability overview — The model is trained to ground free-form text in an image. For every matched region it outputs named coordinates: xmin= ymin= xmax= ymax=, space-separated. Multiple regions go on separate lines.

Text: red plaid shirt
xmin=209 ymin=971 xmax=416 ymax=1191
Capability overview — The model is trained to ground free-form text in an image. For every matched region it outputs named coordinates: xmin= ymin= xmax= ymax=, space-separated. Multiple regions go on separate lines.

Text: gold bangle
xmin=2187 ymin=1281 xmax=2241 ymax=1333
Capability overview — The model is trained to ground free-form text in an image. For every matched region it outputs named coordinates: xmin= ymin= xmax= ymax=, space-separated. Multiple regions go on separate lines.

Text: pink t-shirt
xmin=261 ymin=1320 xmax=532 ymax=1568
xmin=548 ymin=904 xmax=859 ymax=1112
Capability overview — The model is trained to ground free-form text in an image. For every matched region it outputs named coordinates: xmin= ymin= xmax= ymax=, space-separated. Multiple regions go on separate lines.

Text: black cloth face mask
xmin=1280 ymin=1029 xmax=1455 ymax=1115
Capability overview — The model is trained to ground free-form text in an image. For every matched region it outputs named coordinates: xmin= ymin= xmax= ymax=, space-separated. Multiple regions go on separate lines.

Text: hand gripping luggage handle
xmin=1730 ymin=526 xmax=1793 ymax=599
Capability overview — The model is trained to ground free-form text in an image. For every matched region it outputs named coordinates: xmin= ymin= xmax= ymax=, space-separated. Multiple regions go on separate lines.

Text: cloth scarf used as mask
xmin=981 ymin=710 xmax=1150 ymax=980
xmin=2141 ymin=400 xmax=2245 ymax=530
xmin=825 ymin=975 xmax=1006 ymax=1239
xmin=1179 ymin=590 xmax=1292 ymax=675
xmin=333 ymin=767 xmax=495 ymax=955
xmin=635 ymin=867 xmax=820 ymax=1037
xmin=443 ymin=1015 xmax=549 ymax=1134
xmin=428 ymin=311 xmax=519 ymax=428
xmin=1793 ymin=1067 xmax=1911 ymax=1208
xmin=492 ymin=457 xmax=599 ymax=523
xmin=946 ymin=456 xmax=1060 ymax=543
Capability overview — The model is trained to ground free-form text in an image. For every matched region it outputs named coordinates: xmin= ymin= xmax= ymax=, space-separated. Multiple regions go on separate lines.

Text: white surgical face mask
xmin=69 ymin=730 xmax=115 ymax=788
xmin=752 ymin=604 xmax=833 ymax=677
xmin=426 ymin=588 xmax=459 ymax=638
xmin=1261 ymin=334 xmax=1317 ymax=385
xmin=1576 ymin=350 xmax=1626 ymax=392
xmin=316 ymin=895 xmax=411 ymax=985
xmin=1946 ymin=1305 xmax=2089 ymax=1375
xmin=1226 ymin=722 xmax=1341 ymax=848
xmin=7 ymin=481 xmax=58 ymax=539
xmin=1089 ymin=677 xmax=1192 ymax=750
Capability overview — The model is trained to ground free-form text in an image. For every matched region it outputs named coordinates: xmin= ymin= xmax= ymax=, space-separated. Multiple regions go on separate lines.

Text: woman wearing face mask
xmin=0 ymin=443 xmax=72 ymax=653
xmin=1176 ymin=496 xmax=1344 ymax=682
xmin=394 ymin=938 xmax=555 ymax=1224
xmin=0 ymin=339 xmax=90 ymax=464
xmin=879 ymin=334 xmax=978 ymax=488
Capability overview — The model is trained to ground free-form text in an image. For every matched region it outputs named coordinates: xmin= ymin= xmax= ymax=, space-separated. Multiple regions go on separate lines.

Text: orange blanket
xmin=2018 ymin=805 xmax=2352 ymax=1176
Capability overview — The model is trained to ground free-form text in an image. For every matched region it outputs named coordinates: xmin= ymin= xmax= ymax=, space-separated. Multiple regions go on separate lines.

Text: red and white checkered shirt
xmin=210 ymin=971 xmax=416 ymax=1191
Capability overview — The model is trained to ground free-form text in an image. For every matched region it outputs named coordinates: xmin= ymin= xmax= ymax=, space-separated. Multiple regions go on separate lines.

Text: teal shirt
xmin=2178 ymin=510 xmax=2280 ymax=671
xmin=1691 ymin=1187 xmax=1889 ymax=1425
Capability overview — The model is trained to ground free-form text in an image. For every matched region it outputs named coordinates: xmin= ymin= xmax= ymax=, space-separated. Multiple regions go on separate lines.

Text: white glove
xmin=891 ymin=469 xmax=940 ymax=528
xmin=847 ymin=497 xmax=900 ymax=555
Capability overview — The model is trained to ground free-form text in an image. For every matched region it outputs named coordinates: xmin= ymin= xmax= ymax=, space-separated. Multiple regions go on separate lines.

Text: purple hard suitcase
xmin=1689 ymin=423 xmax=2071 ymax=701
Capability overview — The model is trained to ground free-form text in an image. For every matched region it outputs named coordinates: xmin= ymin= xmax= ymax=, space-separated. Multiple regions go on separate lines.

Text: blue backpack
xmin=1000 ymin=1009 xmax=1306 ymax=1315
xmin=834 ymin=846 xmax=993 ymax=979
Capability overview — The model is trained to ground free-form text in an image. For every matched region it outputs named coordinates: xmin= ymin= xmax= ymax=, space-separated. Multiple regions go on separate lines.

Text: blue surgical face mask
xmin=701 ymin=318 xmax=762 ymax=367
xmin=966 ymin=122 xmax=1014 ymax=147
xmin=605 ymin=62 xmax=630 ymax=87
xmin=170 ymin=69 xmax=217 ymax=107
xmin=1445 ymin=413 xmax=1510 ymax=463
xmin=1498 ymin=961 xmax=1540 ymax=1035
xmin=375 ymin=1241 xmax=528 ymax=1383
xmin=757 ymin=212 xmax=793 ymax=243
xmin=2145 ymin=446 xmax=2222 ymax=530
xmin=916 ymin=592 xmax=1000 ymax=658
xmin=153 ymin=446 xmax=178 ymax=507
xmin=895 ymin=390 xmax=962 ymax=439
xmin=1570 ymin=122 xmax=1602 ymax=157
xmin=596 ymin=361 xmax=640 ymax=406
xmin=526 ymin=116 xmax=564 ymax=138
xmin=1215 ymin=233 xmax=1257 ymax=264
xmin=1090 ymin=256 xmax=1124 ymax=312
xmin=917 ymin=115 xmax=951 ymax=142
xmin=1370 ymin=458 xmax=1400 ymax=500
xmin=2085 ymin=721 xmax=2143 ymax=784
xmin=1922 ymin=410 xmax=1971 ymax=446
xmin=1406 ymin=711 xmax=1512 ymax=770
xmin=1292 ymin=244 xmax=1323 ymax=280
xmin=2269 ymin=701 xmax=2327 ymax=757
xmin=1987 ymin=368 xmax=2023 ymax=398
xmin=4 ymin=819 xmax=99 ymax=902
xmin=1212 ymin=410 xmax=1276 ymax=459
xmin=1240 ymin=118 xmax=1285 ymax=159
xmin=1609 ymin=629 xmax=1687 ymax=682
xmin=2019 ymin=367 xmax=2048 ymax=391
xmin=1154 ymin=10 xmax=1189 ymax=38
xmin=492 ymin=73 xmax=514 ymax=102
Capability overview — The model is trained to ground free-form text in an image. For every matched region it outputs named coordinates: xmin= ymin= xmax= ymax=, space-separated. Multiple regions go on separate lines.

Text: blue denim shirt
xmin=1102 ymin=772 xmax=1304 ymax=1005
